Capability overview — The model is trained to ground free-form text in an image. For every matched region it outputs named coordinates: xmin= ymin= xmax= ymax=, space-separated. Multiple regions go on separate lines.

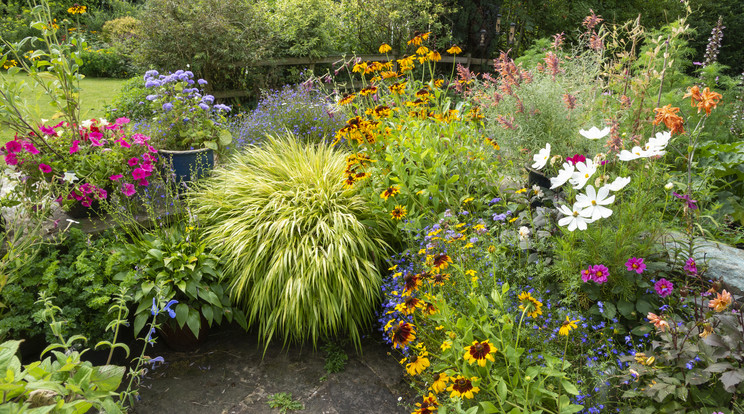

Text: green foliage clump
xmin=104 ymin=75 xmax=152 ymax=121
xmin=190 ymin=136 xmax=394 ymax=349
xmin=0 ymin=229 xmax=124 ymax=343
xmin=269 ymin=0 xmax=344 ymax=58
xmin=79 ymin=46 xmax=133 ymax=78
xmin=267 ymin=392 xmax=303 ymax=413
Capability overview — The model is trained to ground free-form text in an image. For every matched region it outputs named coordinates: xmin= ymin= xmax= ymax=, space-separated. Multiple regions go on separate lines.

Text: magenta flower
xmin=38 ymin=163 xmax=52 ymax=173
xmin=115 ymin=139 xmax=131 ymax=148
xmin=4 ymin=140 xmax=22 ymax=154
xmin=121 ymin=183 xmax=136 ymax=197
xmin=132 ymin=168 xmax=148 ymax=180
xmin=566 ymin=154 xmax=587 ymax=166
xmin=132 ymin=133 xmax=150 ymax=145
xmin=79 ymin=183 xmax=94 ymax=194
xmin=81 ymin=197 xmax=92 ymax=207
xmin=23 ymin=141 xmax=40 ymax=154
xmin=128 ymin=157 xmax=140 ymax=167
xmin=684 ymin=257 xmax=697 ymax=275
xmin=592 ymin=264 xmax=609 ymax=284
xmin=625 ymin=257 xmax=646 ymax=274
xmin=654 ymin=278 xmax=674 ymax=298
xmin=39 ymin=125 xmax=56 ymax=136
xmin=109 ymin=174 xmax=123 ymax=181
xmin=672 ymin=192 xmax=698 ymax=210
xmin=137 ymin=178 xmax=149 ymax=187
xmin=69 ymin=140 xmax=80 ymax=154
xmin=140 ymin=162 xmax=153 ymax=173
xmin=581 ymin=268 xmax=593 ymax=282
xmin=5 ymin=153 xmax=18 ymax=166
xmin=115 ymin=117 xmax=131 ymax=125
xmin=95 ymin=187 xmax=108 ymax=199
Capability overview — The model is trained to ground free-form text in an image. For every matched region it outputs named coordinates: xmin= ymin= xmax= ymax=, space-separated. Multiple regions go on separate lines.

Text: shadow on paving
xmin=131 ymin=323 xmax=414 ymax=414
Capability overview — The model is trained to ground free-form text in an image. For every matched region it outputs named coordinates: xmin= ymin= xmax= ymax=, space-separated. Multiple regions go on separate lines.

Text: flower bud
xmin=665 ymin=182 xmax=674 ymax=190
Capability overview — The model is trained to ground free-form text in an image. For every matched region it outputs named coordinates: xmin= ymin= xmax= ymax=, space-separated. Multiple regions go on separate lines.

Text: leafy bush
xmin=269 ymin=0 xmax=344 ymax=58
xmin=104 ymin=75 xmax=152 ymax=121
xmin=101 ymin=15 xmax=140 ymax=55
xmin=190 ymin=136 xmax=394 ymax=348
xmin=135 ymin=0 xmax=274 ymax=91
xmin=79 ymin=46 xmax=133 ymax=78
xmin=228 ymin=82 xmax=346 ymax=147
xmin=0 ymin=229 xmax=125 ymax=343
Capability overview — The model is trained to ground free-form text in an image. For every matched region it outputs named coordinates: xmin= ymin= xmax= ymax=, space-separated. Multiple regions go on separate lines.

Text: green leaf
xmin=0 ymin=340 xmax=22 ymax=371
xmin=446 ymin=174 xmax=459 ymax=184
xmin=147 ymin=249 xmax=164 ymax=262
xmin=203 ymin=141 xmax=218 ymax=151
xmin=186 ymin=309 xmax=202 ymax=338
xmin=133 ymin=313 xmax=149 ymax=337
xmin=617 ymin=299 xmax=635 ymax=318
xmin=219 ymin=129 xmax=232 ymax=145
xmin=201 ymin=305 xmax=214 ymax=326
xmin=561 ymin=380 xmax=580 ymax=395
xmin=635 ymin=299 xmax=654 ymax=315
xmin=90 ymin=365 xmax=125 ymax=392
xmin=175 ymin=303 xmax=189 ymax=327
xmin=601 ymin=302 xmax=617 ymax=320
xmin=480 ymin=401 xmax=499 ymax=413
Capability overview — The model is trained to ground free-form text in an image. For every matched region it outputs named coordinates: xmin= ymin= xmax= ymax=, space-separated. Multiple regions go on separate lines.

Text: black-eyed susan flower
xmin=379 ymin=43 xmax=392 ymax=54
xmin=380 ymin=185 xmax=401 ymax=200
xmin=416 ymin=45 xmax=430 ymax=56
xmin=359 ymin=86 xmax=378 ymax=96
xmin=430 ymin=372 xmax=449 ymax=393
xmin=431 ymin=254 xmax=452 ymax=271
xmin=447 ymin=45 xmax=462 ymax=55
xmin=390 ymin=321 xmax=416 ymax=348
xmin=440 ymin=341 xmax=452 ymax=352
xmin=373 ymin=105 xmax=392 ymax=118
xmin=429 ymin=273 xmax=450 ymax=285
xmin=338 ymin=93 xmax=355 ymax=105
xmin=381 ymin=70 xmax=399 ymax=79
xmin=352 ymin=61 xmax=368 ymax=73
xmin=518 ymin=292 xmax=543 ymax=318
xmin=395 ymin=295 xmax=422 ymax=315
xmin=485 ymin=137 xmax=500 ymax=150
xmin=67 ymin=4 xmax=87 ymax=14
xmin=403 ymin=272 xmax=421 ymax=293
xmin=447 ymin=376 xmax=480 ymax=399
xmin=389 ymin=81 xmax=407 ymax=94
xmin=343 ymin=174 xmax=356 ymax=188
xmin=391 ymin=205 xmax=407 ymax=220
xmin=463 ymin=340 xmax=497 ymax=367
xmin=427 ymin=51 xmax=441 ymax=62
xmin=412 ymin=393 xmax=438 ymax=414
xmin=407 ymin=31 xmax=431 ymax=46
xmin=559 ymin=316 xmax=580 ymax=336
xmin=404 ymin=346 xmax=430 ymax=376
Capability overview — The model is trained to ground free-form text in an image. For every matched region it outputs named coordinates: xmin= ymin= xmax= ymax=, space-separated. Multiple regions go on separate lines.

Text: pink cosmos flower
xmin=121 ymin=183 xmax=136 ymax=197
xmin=592 ymin=264 xmax=609 ymax=284
xmin=684 ymin=257 xmax=697 ymax=275
xmin=109 ymin=174 xmax=123 ymax=181
xmin=581 ymin=268 xmax=593 ymax=283
xmin=625 ymin=257 xmax=646 ymax=274
xmin=654 ymin=278 xmax=674 ymax=298
xmin=39 ymin=163 xmax=52 ymax=173
xmin=69 ymin=140 xmax=81 ymax=154
xmin=128 ymin=157 xmax=140 ymax=167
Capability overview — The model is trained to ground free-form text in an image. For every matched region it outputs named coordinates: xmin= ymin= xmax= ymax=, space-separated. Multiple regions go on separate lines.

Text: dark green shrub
xmin=80 ymin=46 xmax=134 ymax=78
xmin=190 ymin=136 xmax=394 ymax=349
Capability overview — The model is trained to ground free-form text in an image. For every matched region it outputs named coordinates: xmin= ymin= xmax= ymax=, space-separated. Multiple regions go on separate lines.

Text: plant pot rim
xmin=159 ymin=147 xmax=213 ymax=155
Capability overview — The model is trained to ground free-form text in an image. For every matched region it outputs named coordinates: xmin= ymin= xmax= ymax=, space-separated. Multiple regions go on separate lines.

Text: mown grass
xmin=0 ymin=72 xmax=125 ymax=142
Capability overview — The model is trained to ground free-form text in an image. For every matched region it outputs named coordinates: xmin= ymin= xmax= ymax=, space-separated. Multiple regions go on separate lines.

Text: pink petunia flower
xmin=4 ymin=153 xmax=18 ymax=166
xmin=109 ymin=174 xmax=123 ymax=181
xmin=81 ymin=197 xmax=93 ymax=207
xmin=137 ymin=178 xmax=149 ymax=187
xmin=22 ymin=141 xmax=40 ymax=154
xmin=4 ymin=140 xmax=22 ymax=154
xmin=654 ymin=278 xmax=674 ymax=298
xmin=121 ymin=183 xmax=136 ymax=197
xmin=140 ymin=162 xmax=153 ymax=173
xmin=132 ymin=133 xmax=150 ymax=145
xmin=39 ymin=163 xmax=52 ymax=173
xmin=79 ymin=183 xmax=94 ymax=194
xmin=625 ymin=257 xmax=646 ymax=274
xmin=115 ymin=117 xmax=131 ymax=125
xmin=128 ymin=157 xmax=140 ymax=167
xmin=115 ymin=139 xmax=131 ymax=148
xmin=69 ymin=140 xmax=81 ymax=154
xmin=95 ymin=187 xmax=108 ymax=199
xmin=132 ymin=168 xmax=147 ymax=180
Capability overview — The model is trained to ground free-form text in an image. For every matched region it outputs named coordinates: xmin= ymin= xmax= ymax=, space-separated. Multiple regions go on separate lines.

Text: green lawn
xmin=0 ymin=72 xmax=126 ymax=142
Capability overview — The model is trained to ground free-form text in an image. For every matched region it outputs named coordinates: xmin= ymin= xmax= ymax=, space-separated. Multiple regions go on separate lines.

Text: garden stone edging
xmin=660 ymin=231 xmax=744 ymax=296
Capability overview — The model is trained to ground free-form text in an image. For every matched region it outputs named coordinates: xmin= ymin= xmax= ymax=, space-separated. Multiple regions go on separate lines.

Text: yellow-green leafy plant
xmin=190 ymin=135 xmax=394 ymax=349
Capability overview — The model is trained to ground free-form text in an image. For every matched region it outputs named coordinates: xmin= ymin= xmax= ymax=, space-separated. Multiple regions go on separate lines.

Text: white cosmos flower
xmin=531 ymin=143 xmax=551 ymax=170
xmin=568 ymin=159 xmax=596 ymax=190
xmin=557 ymin=204 xmax=593 ymax=231
xmin=550 ymin=162 xmax=575 ymax=189
xmin=606 ymin=176 xmax=631 ymax=192
xmin=575 ymin=185 xmax=615 ymax=221
xmin=617 ymin=146 xmax=649 ymax=161
xmin=579 ymin=126 xmax=611 ymax=140
xmin=518 ymin=226 xmax=531 ymax=240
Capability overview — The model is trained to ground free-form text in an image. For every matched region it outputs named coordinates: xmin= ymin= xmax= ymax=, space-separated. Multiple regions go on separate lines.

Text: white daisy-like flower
xmin=568 ymin=159 xmax=596 ymax=190
xmin=531 ymin=143 xmax=551 ymax=170
xmin=518 ymin=226 xmax=531 ymax=240
xmin=579 ymin=126 xmax=611 ymax=140
xmin=550 ymin=162 xmax=575 ymax=189
xmin=605 ymin=176 xmax=631 ymax=192
xmin=557 ymin=204 xmax=593 ymax=231
xmin=617 ymin=146 xmax=649 ymax=161
xmin=575 ymin=185 xmax=615 ymax=221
